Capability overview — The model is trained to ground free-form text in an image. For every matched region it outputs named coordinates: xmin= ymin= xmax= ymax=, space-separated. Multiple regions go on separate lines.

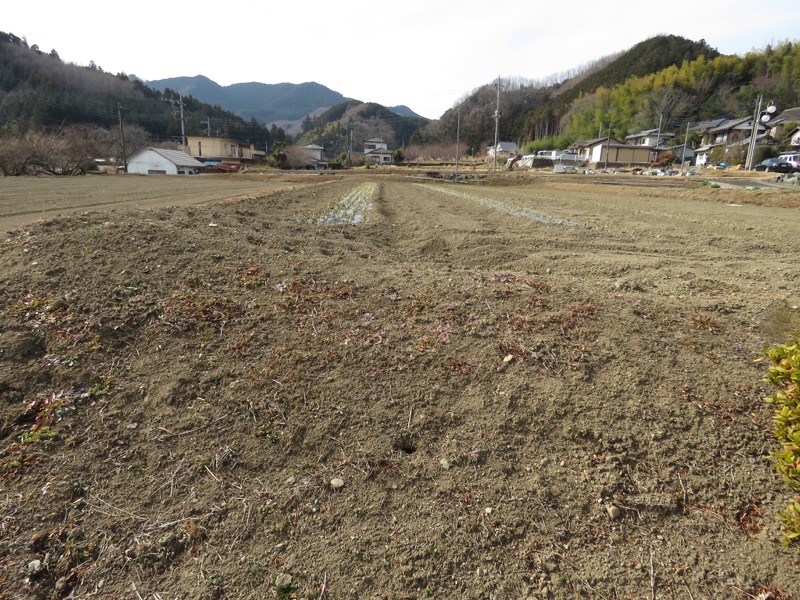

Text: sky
xmin=4 ymin=2 xmax=800 ymax=120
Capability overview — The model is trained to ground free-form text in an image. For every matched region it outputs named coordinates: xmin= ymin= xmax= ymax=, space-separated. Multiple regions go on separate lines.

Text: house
xmin=784 ymin=125 xmax=800 ymax=147
xmin=568 ymin=137 xmax=654 ymax=165
xmin=625 ymin=128 xmax=676 ymax=149
xmin=363 ymin=137 xmax=388 ymax=153
xmin=487 ymin=141 xmax=519 ymax=157
xmin=300 ymin=144 xmax=328 ymax=169
xmin=764 ymin=107 xmax=800 ymax=143
xmin=127 ymin=148 xmax=204 ymax=175
xmin=184 ymin=136 xmax=260 ymax=165
xmin=693 ymin=145 xmax=717 ymax=167
xmin=363 ymin=137 xmax=393 ymax=165
xmin=692 ymin=117 xmax=763 ymax=148
xmin=689 ymin=116 xmax=775 ymax=166
xmin=364 ymin=147 xmax=394 ymax=165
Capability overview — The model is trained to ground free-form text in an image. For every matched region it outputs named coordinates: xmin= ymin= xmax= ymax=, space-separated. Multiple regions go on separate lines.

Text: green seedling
xmin=762 ymin=336 xmax=800 ymax=543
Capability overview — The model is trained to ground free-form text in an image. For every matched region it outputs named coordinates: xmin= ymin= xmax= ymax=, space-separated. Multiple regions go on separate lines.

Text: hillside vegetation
xmin=0 ymin=32 xmax=280 ymax=147
xmin=421 ymin=36 xmax=800 ymax=153
xmin=2 ymin=31 xmax=799 ymax=162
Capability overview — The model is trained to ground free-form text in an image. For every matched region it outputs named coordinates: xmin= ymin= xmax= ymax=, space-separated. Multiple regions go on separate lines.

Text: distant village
xmin=127 ymin=107 xmax=800 ymax=176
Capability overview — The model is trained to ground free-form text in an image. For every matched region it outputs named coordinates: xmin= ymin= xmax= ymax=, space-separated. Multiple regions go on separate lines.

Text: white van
xmin=778 ymin=152 xmax=799 ymax=168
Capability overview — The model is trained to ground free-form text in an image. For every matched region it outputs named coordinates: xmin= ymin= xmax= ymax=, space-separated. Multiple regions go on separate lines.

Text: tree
xmin=40 ymin=125 xmax=114 ymax=175
xmin=270 ymin=141 xmax=287 ymax=168
xmin=0 ymin=134 xmax=39 ymax=175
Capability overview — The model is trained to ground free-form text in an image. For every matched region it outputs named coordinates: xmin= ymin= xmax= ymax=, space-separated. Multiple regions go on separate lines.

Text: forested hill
xmin=551 ymin=36 xmax=721 ymax=107
xmin=418 ymin=35 xmax=800 ymax=154
xmin=0 ymin=31 xmax=279 ymax=146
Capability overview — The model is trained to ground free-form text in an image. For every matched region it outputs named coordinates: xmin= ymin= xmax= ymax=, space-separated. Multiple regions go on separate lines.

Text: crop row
xmin=316 ymin=182 xmax=377 ymax=224
xmin=419 ymin=183 xmax=579 ymax=227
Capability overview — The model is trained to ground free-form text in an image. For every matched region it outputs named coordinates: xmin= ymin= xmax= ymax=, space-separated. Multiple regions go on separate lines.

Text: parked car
xmin=778 ymin=152 xmax=799 ymax=169
xmin=754 ymin=158 xmax=797 ymax=173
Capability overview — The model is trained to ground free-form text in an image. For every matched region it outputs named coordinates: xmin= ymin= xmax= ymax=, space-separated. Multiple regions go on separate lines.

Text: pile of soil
xmin=1 ymin=174 xmax=799 ymax=599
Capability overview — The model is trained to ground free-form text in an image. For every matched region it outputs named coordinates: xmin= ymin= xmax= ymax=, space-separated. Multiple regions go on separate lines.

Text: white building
xmin=487 ymin=141 xmax=519 ymax=157
xmin=127 ymin=148 xmax=204 ymax=175
xmin=363 ymin=137 xmax=393 ymax=164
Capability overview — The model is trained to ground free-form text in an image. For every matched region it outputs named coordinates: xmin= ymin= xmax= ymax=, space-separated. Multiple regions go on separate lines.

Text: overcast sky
xmin=4 ymin=2 xmax=799 ymax=120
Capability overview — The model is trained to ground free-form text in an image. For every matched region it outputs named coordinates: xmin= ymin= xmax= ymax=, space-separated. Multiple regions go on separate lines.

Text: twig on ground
xmin=204 ymin=465 xmax=222 ymax=483
xmin=650 ymin=548 xmax=656 ymax=600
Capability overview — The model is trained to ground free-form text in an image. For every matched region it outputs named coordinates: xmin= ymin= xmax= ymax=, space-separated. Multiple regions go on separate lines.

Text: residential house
xmin=764 ymin=107 xmax=800 ymax=144
xmin=625 ymin=128 xmax=676 ymax=150
xmin=363 ymin=137 xmax=394 ymax=165
xmin=185 ymin=135 xmax=260 ymax=166
xmin=487 ymin=141 xmax=519 ymax=157
xmin=690 ymin=116 xmax=768 ymax=166
xmin=569 ymin=137 xmax=653 ymax=165
xmin=668 ymin=144 xmax=695 ymax=165
xmin=300 ymin=144 xmax=328 ymax=169
xmin=784 ymin=125 xmax=800 ymax=147
xmin=127 ymin=148 xmax=204 ymax=175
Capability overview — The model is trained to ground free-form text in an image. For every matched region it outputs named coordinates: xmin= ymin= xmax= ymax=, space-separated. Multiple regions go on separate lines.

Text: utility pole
xmin=492 ymin=76 xmax=500 ymax=172
xmin=179 ymin=93 xmax=186 ymax=148
xmin=604 ymin=124 xmax=611 ymax=170
xmin=681 ymin=122 xmax=691 ymax=173
xmin=655 ymin=114 xmax=663 ymax=162
xmin=347 ymin=123 xmax=352 ymax=169
xmin=455 ymin=109 xmax=461 ymax=182
xmin=746 ymin=95 xmax=763 ymax=170
xmin=164 ymin=93 xmax=187 ymax=148
xmin=117 ymin=103 xmax=128 ymax=173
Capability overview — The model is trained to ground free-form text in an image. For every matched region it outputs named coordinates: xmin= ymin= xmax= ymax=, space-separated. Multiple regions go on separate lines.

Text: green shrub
xmin=763 ymin=336 xmax=800 ymax=543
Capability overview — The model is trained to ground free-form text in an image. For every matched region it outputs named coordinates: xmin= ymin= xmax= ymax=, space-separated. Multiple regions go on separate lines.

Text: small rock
xmin=27 ymin=559 xmax=42 ymax=574
xmin=606 ymin=504 xmax=622 ymax=520
xmin=503 ymin=354 xmax=514 ymax=363
xmin=439 ymin=458 xmax=451 ymax=470
xmin=274 ymin=573 xmax=292 ymax=589
xmin=330 ymin=477 xmax=345 ymax=490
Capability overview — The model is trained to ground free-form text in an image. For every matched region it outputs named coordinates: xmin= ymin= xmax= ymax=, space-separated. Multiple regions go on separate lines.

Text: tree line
xmin=0 ymin=31 xmax=290 ymax=174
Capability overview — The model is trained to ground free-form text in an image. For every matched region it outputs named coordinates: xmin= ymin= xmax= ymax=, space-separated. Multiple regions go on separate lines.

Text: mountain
xmin=0 ymin=32 xmax=281 ymax=147
xmin=144 ymin=76 xmax=350 ymax=124
xmin=550 ymin=35 xmax=721 ymax=106
xmin=418 ymin=34 xmax=800 ymax=152
xmin=388 ymin=105 xmax=423 ymax=118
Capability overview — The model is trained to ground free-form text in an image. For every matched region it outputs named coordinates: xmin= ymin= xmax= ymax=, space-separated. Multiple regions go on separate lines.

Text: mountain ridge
xmin=142 ymin=75 xmax=426 ymax=125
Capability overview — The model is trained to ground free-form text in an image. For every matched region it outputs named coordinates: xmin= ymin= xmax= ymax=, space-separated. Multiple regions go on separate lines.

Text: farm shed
xmin=127 ymin=148 xmax=204 ymax=175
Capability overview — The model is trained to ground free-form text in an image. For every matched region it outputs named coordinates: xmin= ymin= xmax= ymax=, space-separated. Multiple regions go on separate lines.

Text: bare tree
xmin=0 ymin=135 xmax=39 ymax=176
xmin=33 ymin=125 xmax=114 ymax=175
xmin=634 ymin=87 xmax=696 ymax=130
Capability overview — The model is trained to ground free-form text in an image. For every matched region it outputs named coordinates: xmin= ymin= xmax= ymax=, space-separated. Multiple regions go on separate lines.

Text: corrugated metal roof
xmin=149 ymin=148 xmax=205 ymax=168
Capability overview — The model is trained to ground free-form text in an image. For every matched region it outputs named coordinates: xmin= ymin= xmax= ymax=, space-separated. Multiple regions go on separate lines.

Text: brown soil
xmin=1 ymin=172 xmax=800 ymax=599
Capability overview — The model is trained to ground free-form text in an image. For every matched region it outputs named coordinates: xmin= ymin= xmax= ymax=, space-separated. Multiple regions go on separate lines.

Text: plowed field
xmin=2 ymin=172 xmax=800 ymax=599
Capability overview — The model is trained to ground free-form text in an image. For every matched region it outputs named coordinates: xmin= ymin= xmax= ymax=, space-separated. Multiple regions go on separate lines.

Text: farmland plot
xmin=1 ymin=174 xmax=800 ymax=599
xmin=0 ymin=174 xmax=318 ymax=230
